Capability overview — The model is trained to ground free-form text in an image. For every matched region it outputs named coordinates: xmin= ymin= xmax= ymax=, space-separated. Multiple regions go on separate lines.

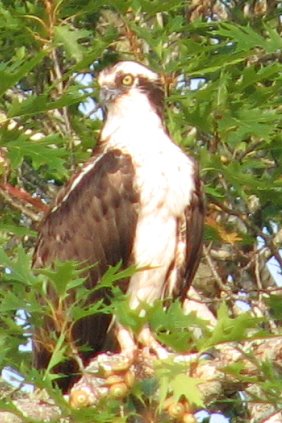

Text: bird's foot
xmin=137 ymin=326 xmax=170 ymax=360
xmin=69 ymin=352 xmax=135 ymax=408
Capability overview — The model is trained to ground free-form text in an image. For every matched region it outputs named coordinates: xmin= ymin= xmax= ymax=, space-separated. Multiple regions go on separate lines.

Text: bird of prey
xmin=32 ymin=61 xmax=204 ymax=392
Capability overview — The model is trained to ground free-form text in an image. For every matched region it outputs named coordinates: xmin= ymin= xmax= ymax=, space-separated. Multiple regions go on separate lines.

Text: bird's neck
xmin=100 ymin=91 xmax=165 ymax=144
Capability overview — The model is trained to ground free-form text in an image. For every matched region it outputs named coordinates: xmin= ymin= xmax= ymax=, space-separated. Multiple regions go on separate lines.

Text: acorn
xmin=69 ymin=389 xmax=91 ymax=408
xmin=182 ymin=413 xmax=196 ymax=423
xmin=109 ymin=382 xmax=128 ymax=399
xmin=167 ymin=401 xmax=185 ymax=419
xmin=220 ymin=155 xmax=229 ymax=164
xmin=163 ymin=396 xmax=175 ymax=410
xmin=124 ymin=369 xmax=135 ymax=388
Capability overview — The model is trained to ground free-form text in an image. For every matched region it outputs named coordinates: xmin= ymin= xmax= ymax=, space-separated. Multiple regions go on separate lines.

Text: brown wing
xmin=169 ymin=160 xmax=204 ymax=302
xmin=32 ymin=148 xmax=139 ymax=390
xmin=182 ymin=165 xmax=205 ymax=300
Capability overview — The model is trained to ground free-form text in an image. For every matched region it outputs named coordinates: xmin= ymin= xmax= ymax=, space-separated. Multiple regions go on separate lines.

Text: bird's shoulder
xmin=33 ymin=147 xmax=140 ymax=268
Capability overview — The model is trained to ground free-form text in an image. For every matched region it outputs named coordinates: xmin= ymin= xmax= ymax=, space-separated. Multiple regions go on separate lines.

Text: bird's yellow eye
xmin=121 ymin=74 xmax=134 ymax=86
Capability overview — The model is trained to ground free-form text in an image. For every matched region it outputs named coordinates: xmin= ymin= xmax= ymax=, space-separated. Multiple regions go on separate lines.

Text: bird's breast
xmin=105 ymin=124 xmax=195 ymax=216
xmin=103 ymin=125 xmax=197 ymax=308
xmin=134 ymin=144 xmax=195 ymax=217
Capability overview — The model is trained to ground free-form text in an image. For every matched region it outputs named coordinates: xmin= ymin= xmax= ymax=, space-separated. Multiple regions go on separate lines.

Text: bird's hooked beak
xmin=99 ymin=86 xmax=121 ymax=106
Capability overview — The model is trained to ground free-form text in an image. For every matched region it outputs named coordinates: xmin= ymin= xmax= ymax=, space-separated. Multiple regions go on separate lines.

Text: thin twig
xmin=203 ymin=245 xmax=226 ymax=291
xmin=0 ymin=188 xmax=42 ymax=222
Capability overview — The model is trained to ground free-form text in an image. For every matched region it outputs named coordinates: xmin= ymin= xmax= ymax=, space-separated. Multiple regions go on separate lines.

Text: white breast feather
xmin=101 ymin=90 xmax=195 ymax=309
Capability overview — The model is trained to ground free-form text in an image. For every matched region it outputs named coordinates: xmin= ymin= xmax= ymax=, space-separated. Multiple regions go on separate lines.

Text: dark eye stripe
xmin=115 ymin=72 xmax=132 ymax=87
xmin=113 ymin=72 xmax=164 ymax=120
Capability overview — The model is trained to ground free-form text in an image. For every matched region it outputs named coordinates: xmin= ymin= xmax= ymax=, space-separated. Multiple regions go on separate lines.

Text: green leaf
xmin=72 ymin=298 xmax=106 ymax=321
xmin=39 ymin=260 xmax=86 ymax=298
xmin=0 ymin=50 xmax=47 ymax=96
xmin=0 ymin=223 xmax=36 ymax=237
xmin=8 ymin=88 xmax=88 ymax=118
xmin=215 ymin=23 xmax=282 ymax=54
xmin=198 ymin=303 xmax=265 ymax=350
xmin=147 ymin=301 xmax=210 ymax=352
xmin=171 ymin=374 xmax=204 ymax=407
xmin=98 ymin=263 xmax=138 ymax=290
xmin=0 ymin=246 xmax=35 ymax=286
xmin=266 ymin=295 xmax=282 ymax=319
xmin=4 ymin=134 xmax=68 ymax=177
xmin=0 ymin=290 xmax=26 ymax=312
xmin=45 ymin=330 xmax=68 ymax=375
xmin=114 ymin=297 xmax=145 ymax=332
xmin=54 ymin=25 xmax=91 ymax=62
xmin=156 ymin=360 xmax=204 ymax=408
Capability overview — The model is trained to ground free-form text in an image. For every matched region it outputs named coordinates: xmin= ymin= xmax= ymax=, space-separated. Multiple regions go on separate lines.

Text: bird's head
xmin=98 ymin=61 xmax=165 ymax=119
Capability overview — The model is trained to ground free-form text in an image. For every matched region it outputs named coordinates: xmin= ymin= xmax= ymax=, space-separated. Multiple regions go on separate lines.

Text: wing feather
xmin=161 ymin=160 xmax=204 ymax=302
xmin=32 ymin=149 xmax=139 ymax=389
xmin=182 ymin=162 xmax=205 ymax=299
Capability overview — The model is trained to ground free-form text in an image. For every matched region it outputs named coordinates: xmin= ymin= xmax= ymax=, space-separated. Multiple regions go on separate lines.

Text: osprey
xmin=32 ymin=61 xmax=204 ymax=391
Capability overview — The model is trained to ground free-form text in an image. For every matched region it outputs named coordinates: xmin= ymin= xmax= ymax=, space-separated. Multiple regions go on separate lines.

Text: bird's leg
xmin=115 ymin=314 xmax=170 ymax=360
xmin=137 ymin=326 xmax=169 ymax=359
xmin=115 ymin=323 xmax=138 ymax=362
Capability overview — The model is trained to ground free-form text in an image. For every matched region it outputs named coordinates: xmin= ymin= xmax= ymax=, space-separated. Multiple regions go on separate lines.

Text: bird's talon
xmin=110 ymin=353 xmax=133 ymax=372
xmin=104 ymin=374 xmax=124 ymax=386
xmin=96 ymin=352 xmax=133 ymax=377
